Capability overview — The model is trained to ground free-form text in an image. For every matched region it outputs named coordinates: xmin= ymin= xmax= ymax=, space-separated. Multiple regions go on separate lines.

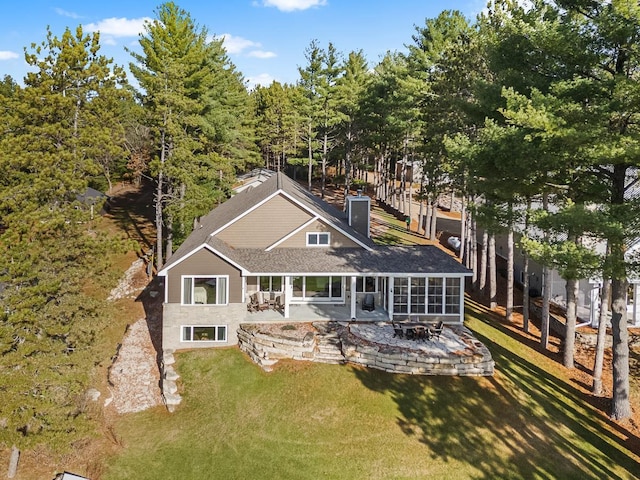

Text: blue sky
xmin=0 ymin=0 xmax=486 ymax=89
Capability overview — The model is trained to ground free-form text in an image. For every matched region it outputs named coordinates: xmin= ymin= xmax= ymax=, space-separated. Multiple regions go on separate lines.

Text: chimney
xmin=346 ymin=192 xmax=371 ymax=238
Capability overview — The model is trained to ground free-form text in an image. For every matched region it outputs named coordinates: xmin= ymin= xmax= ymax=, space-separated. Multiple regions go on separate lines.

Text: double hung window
xmin=307 ymin=232 xmax=330 ymax=246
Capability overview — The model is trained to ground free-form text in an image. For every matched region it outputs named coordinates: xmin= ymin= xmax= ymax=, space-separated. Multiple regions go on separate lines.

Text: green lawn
xmin=103 ymin=302 xmax=640 ymax=480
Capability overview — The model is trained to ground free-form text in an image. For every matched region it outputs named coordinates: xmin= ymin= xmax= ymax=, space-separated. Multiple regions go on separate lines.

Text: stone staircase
xmin=312 ymin=322 xmax=346 ymax=364
xmin=314 ymin=332 xmax=345 ymax=364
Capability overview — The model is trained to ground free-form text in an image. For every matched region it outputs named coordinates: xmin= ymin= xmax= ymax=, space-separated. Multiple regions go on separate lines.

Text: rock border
xmin=238 ymin=322 xmax=494 ymax=376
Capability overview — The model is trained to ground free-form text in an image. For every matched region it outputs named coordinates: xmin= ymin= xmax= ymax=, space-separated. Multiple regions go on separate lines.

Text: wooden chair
xmin=247 ymin=293 xmax=260 ymax=312
xmin=274 ymin=295 xmax=283 ymax=312
xmin=256 ymin=291 xmax=270 ymax=311
xmin=405 ymin=327 xmax=416 ymax=340
xmin=392 ymin=322 xmax=404 ymax=338
xmin=429 ymin=321 xmax=444 ymax=341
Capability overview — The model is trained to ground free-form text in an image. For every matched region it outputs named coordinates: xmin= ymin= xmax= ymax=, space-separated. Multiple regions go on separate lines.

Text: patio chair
xmin=362 ymin=293 xmax=375 ymax=312
xmin=392 ymin=322 xmax=404 ymax=338
xmin=247 ymin=293 xmax=260 ymax=312
xmin=430 ymin=321 xmax=444 ymax=341
xmin=256 ymin=291 xmax=270 ymax=311
xmin=274 ymin=295 xmax=283 ymax=312
xmin=404 ymin=327 xmax=416 ymax=340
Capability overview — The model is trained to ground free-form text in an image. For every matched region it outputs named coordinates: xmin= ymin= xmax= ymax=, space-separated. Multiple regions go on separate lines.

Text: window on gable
xmin=307 ymin=232 xmax=330 ymax=246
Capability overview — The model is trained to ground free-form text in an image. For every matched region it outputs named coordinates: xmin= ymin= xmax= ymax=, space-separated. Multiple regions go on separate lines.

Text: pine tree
xmin=0 ymin=25 xmax=127 ymax=448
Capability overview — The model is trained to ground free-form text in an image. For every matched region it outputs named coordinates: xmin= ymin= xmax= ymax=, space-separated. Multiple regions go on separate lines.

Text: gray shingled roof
xmin=161 ymin=172 xmax=470 ymax=277
xmin=277 ymin=173 xmax=376 ymax=248
xmin=218 ymin=245 xmax=472 ymax=276
xmin=161 ymin=172 xmax=375 ymax=272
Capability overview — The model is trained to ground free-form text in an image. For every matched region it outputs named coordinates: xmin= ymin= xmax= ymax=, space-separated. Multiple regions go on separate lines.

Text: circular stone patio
xmin=238 ymin=321 xmax=494 ymax=376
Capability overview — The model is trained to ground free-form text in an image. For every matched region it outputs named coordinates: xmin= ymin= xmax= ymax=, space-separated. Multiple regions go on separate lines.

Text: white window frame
xmin=392 ymin=276 xmax=461 ymax=316
xmin=356 ymin=276 xmax=378 ymax=293
xmin=181 ymin=275 xmax=229 ymax=306
xmin=181 ymin=325 xmax=227 ymax=342
xmin=259 ymin=276 xmax=284 ymax=293
xmin=444 ymin=277 xmax=461 ymax=314
xmin=306 ymin=232 xmax=330 ymax=247
xmin=290 ymin=275 xmax=344 ymax=302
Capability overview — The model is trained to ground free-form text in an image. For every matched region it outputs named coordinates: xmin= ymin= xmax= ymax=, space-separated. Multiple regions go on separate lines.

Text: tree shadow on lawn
xmin=468 ymin=301 xmax=640 ymax=453
xmin=350 ymin=322 xmax=640 ymax=479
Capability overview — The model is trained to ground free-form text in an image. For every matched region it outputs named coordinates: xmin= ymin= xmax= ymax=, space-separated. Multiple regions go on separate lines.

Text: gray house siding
xmin=166 ymin=248 xmax=243 ymax=304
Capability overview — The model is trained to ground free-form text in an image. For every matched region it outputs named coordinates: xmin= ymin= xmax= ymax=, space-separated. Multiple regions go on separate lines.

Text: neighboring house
xmin=232 ymin=168 xmax=275 ymax=194
xmin=158 ymin=172 xmax=472 ymax=350
xmin=490 ymin=217 xmax=640 ymax=328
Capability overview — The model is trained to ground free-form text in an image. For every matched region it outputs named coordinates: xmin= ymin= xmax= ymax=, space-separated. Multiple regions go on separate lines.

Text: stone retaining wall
xmin=161 ymin=349 xmax=182 ymax=412
xmin=341 ymin=331 xmax=494 ymax=376
xmin=238 ymin=325 xmax=319 ymax=371
xmin=237 ymin=323 xmax=494 ymax=376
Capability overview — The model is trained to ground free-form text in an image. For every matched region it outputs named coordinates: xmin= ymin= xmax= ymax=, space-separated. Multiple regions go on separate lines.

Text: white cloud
xmin=0 ymin=51 xmax=19 ymax=61
xmin=247 ymin=50 xmax=277 ymax=59
xmin=55 ymin=8 xmax=82 ymax=19
xmin=261 ymin=0 xmax=327 ymax=12
xmin=246 ymin=73 xmax=276 ymax=89
xmin=220 ymin=33 xmax=260 ymax=55
xmin=84 ymin=17 xmax=151 ymax=38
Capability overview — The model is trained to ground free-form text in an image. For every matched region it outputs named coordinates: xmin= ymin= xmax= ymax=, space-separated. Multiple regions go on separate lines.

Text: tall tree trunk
xmin=479 ymin=230 xmax=488 ymax=293
xmin=541 ymin=265 xmax=551 ymax=350
xmin=592 ymin=278 xmax=610 ymax=396
xmin=408 ymin=178 xmax=413 ymax=228
xmin=400 ymin=152 xmax=407 ymax=214
xmin=321 ymin=131 xmax=327 ymax=199
xmin=424 ymin=201 xmax=432 ymax=239
xmin=609 ymin=164 xmax=631 ymax=420
xmin=610 ymin=277 xmax=631 ymax=419
xmin=165 ymin=212 xmax=173 ymax=262
xmin=506 ymin=228 xmax=514 ymax=321
xmin=459 ymin=196 xmax=466 ymax=262
xmin=429 ymin=200 xmax=438 ymax=240
xmin=375 ymin=154 xmax=382 ymax=199
xmin=155 ymin=173 xmax=163 ymax=271
xmin=564 ymin=278 xmax=579 ymax=368
xmin=540 ymin=193 xmax=551 ymax=349
xmin=470 ymin=215 xmax=478 ymax=286
xmin=307 ymin=122 xmax=313 ymax=191
xmin=488 ymin=233 xmax=497 ymax=309
xmin=343 ymin=126 xmax=353 ymax=207
xmin=523 ymin=198 xmax=532 ymax=333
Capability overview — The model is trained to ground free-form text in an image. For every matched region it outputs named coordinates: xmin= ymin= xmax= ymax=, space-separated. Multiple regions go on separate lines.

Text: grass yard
xmin=103 ymin=301 xmax=640 ymax=480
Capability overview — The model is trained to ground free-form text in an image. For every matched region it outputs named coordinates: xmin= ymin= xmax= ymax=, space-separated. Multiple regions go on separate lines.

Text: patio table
xmin=396 ymin=322 xmax=432 ymax=341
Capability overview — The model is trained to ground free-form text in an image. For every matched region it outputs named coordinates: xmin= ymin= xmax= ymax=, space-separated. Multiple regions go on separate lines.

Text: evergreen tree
xmin=130 ymin=2 xmax=256 ymax=261
xmin=0 ymin=25 xmax=126 ymax=448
